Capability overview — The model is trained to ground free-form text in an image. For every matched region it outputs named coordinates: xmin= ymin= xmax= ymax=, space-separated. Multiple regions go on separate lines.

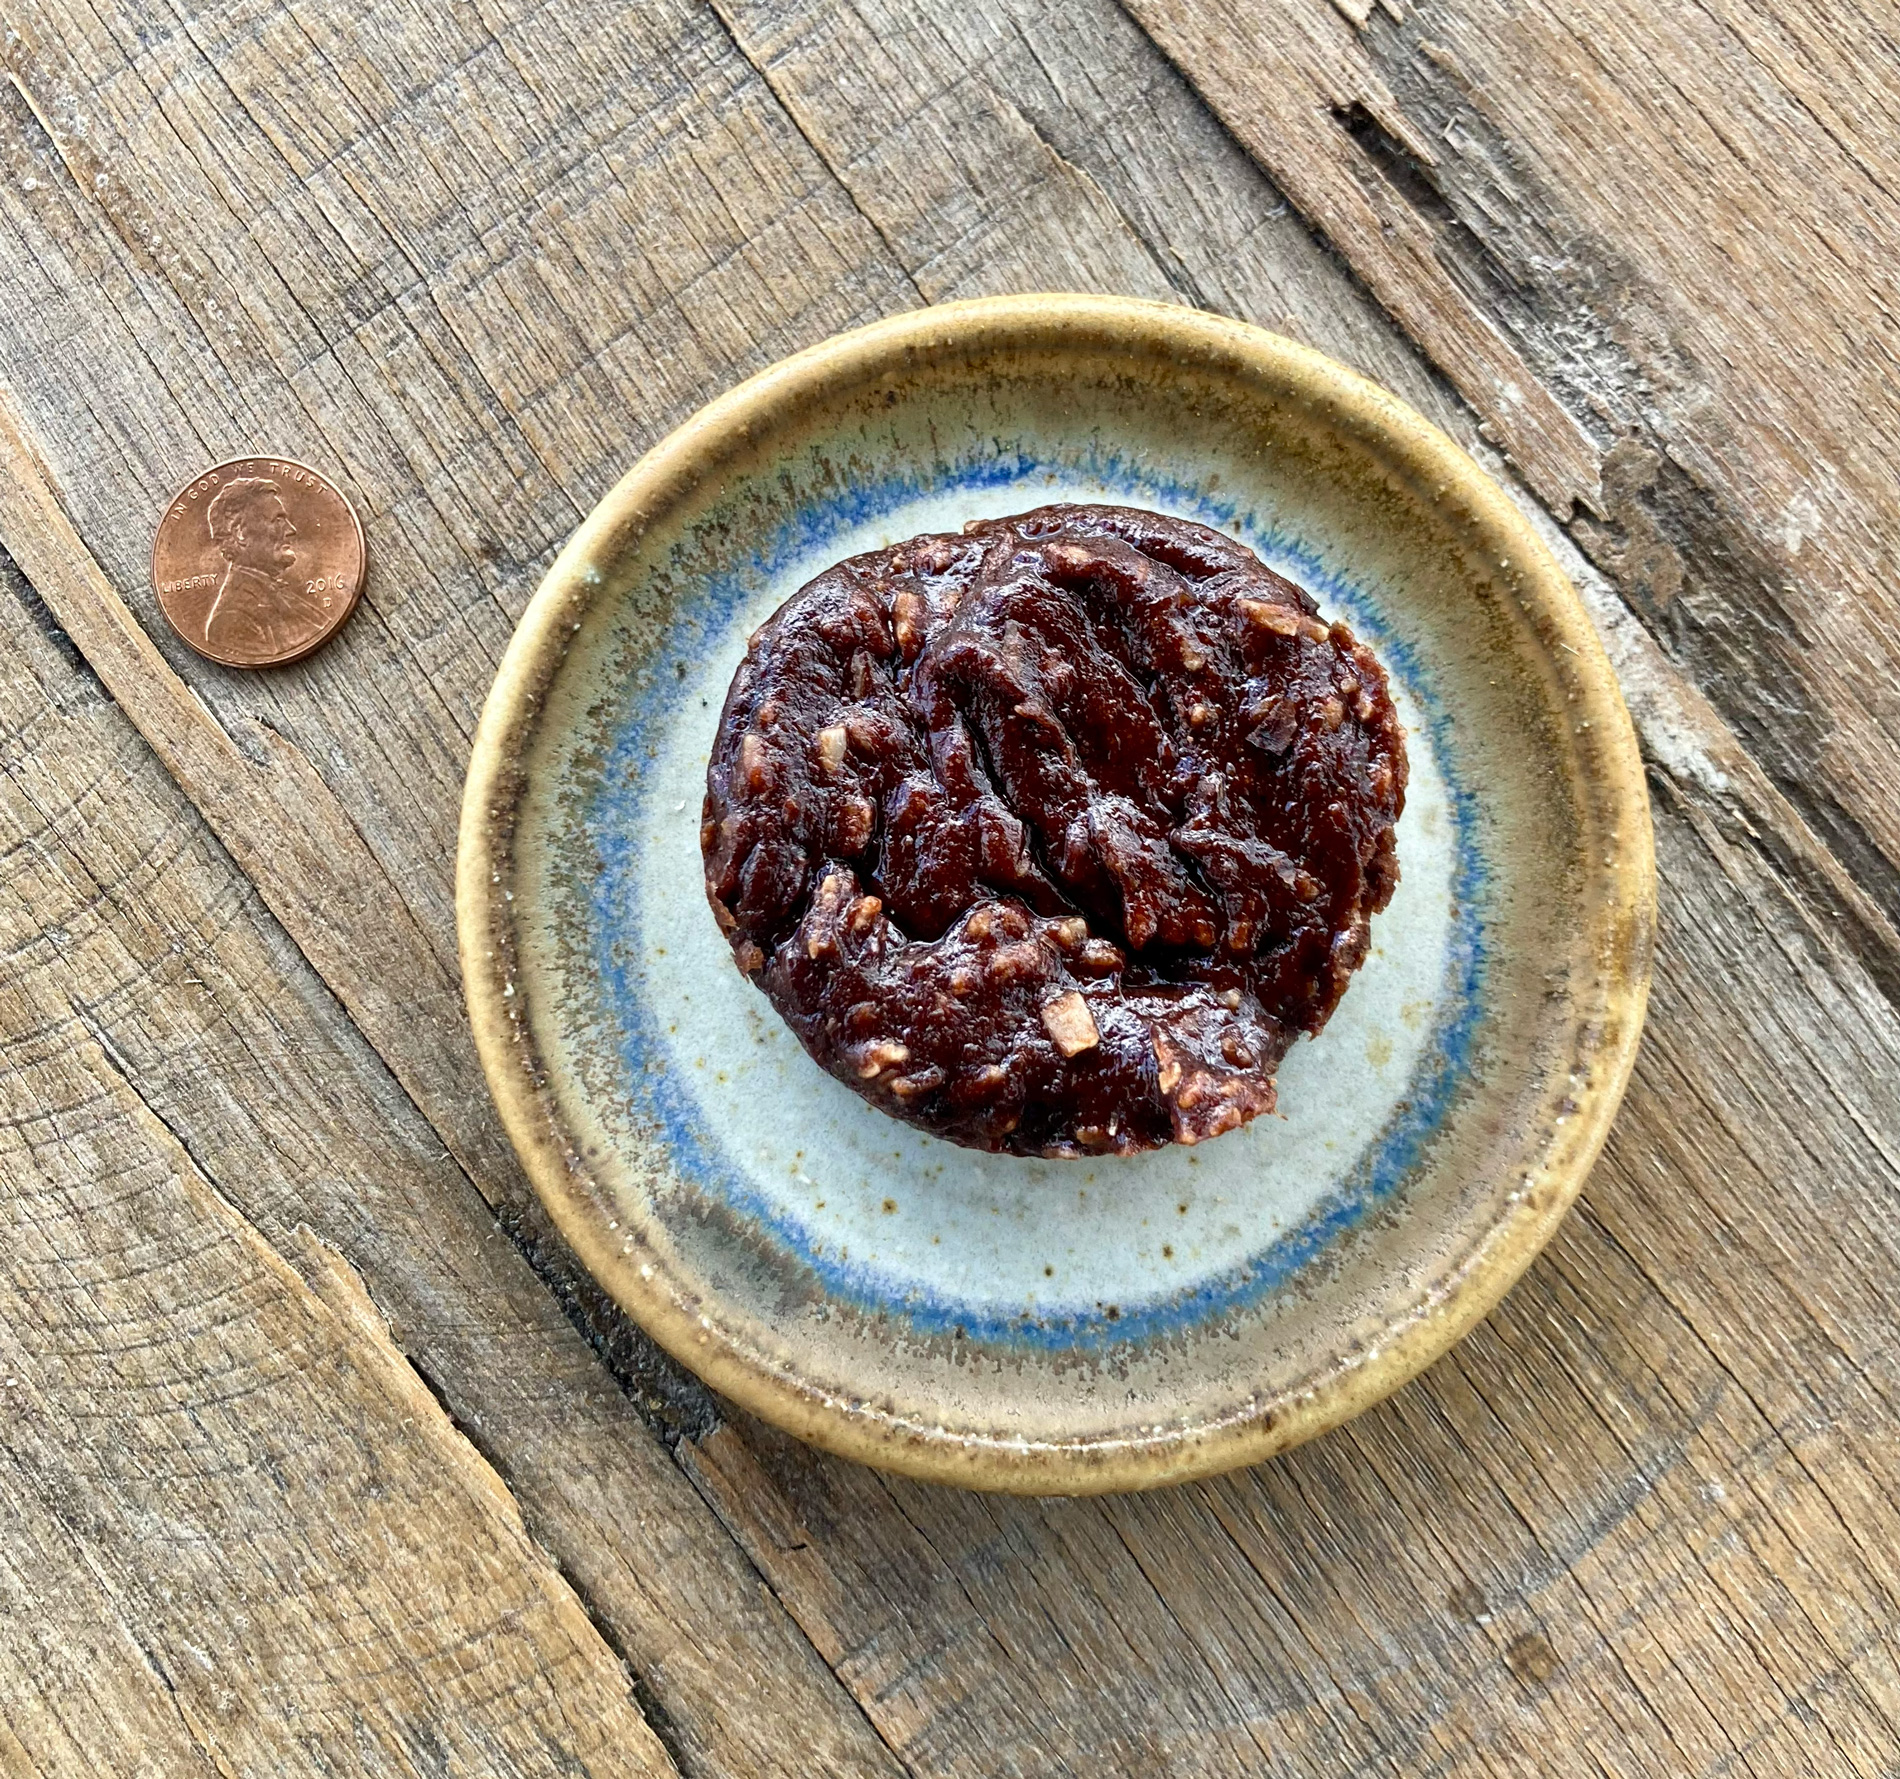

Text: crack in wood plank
xmin=0 ymin=1010 xmax=683 ymax=1774
xmin=1121 ymin=0 xmax=1900 ymax=942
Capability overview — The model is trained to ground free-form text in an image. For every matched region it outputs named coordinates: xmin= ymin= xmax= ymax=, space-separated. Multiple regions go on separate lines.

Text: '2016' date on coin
xmin=151 ymin=457 xmax=367 ymax=669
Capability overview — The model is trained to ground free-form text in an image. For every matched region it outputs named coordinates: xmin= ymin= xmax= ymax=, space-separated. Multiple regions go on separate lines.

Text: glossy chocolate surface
xmin=702 ymin=505 xmax=1406 ymax=1155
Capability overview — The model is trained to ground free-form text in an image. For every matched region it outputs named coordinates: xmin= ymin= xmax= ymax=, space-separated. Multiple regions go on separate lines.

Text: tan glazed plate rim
xmin=458 ymin=293 xmax=1656 ymax=1493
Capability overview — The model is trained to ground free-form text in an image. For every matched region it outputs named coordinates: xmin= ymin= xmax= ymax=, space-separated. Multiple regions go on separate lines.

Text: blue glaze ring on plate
xmin=459 ymin=295 xmax=1654 ymax=1494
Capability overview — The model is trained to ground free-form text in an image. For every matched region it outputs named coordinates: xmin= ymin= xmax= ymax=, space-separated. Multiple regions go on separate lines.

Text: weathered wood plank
xmin=707 ymin=0 xmax=1179 ymax=304
xmin=1122 ymin=0 xmax=1900 ymax=930
xmin=0 ymin=548 xmax=902 ymax=1778
xmin=707 ymin=0 xmax=1476 ymax=432
xmin=0 ymin=1472 xmax=225 ymax=1779
xmin=0 ymin=949 xmax=678 ymax=1773
xmin=4 ymin=0 xmax=1899 ymax=1772
xmin=677 ymin=0 xmax=1411 ymax=439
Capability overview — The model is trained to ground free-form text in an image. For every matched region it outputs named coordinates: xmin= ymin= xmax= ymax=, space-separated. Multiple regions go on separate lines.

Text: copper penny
xmin=151 ymin=457 xmax=366 ymax=667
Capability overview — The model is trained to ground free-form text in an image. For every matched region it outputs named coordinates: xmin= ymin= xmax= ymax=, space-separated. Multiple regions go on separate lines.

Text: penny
xmin=151 ymin=457 xmax=366 ymax=668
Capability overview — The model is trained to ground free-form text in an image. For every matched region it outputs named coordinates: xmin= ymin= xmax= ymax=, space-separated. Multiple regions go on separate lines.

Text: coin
xmin=151 ymin=457 xmax=366 ymax=668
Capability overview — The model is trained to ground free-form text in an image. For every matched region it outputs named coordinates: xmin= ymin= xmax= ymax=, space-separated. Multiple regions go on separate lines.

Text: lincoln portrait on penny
xmin=202 ymin=476 xmax=332 ymax=657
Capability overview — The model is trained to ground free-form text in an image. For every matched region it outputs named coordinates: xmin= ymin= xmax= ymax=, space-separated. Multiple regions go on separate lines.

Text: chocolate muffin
xmin=701 ymin=504 xmax=1406 ymax=1157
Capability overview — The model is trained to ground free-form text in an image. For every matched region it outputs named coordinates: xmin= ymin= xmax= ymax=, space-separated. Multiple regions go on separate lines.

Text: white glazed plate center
xmin=610 ymin=472 xmax=1470 ymax=1333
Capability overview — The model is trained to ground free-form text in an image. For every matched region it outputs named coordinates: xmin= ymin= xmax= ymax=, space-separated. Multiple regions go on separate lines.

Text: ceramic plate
xmin=459 ymin=295 xmax=1654 ymax=1493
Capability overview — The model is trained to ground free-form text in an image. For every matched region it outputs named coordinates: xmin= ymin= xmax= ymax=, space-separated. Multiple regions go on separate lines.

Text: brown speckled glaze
xmin=457 ymin=295 xmax=1655 ymax=1495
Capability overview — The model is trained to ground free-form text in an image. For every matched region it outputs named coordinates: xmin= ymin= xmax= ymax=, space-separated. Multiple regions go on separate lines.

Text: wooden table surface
xmin=3 ymin=1 xmax=1898 ymax=1773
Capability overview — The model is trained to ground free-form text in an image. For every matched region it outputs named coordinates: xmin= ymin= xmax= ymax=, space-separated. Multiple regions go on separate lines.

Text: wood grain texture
xmin=2 ymin=0 xmax=1898 ymax=1771
xmin=1 ymin=5 xmax=911 ymax=1766
xmin=0 ymin=548 xmax=899 ymax=1778
xmin=707 ymin=0 xmax=1478 ymax=432
xmin=1123 ymin=0 xmax=1900 ymax=948
xmin=0 ymin=804 xmax=679 ymax=1774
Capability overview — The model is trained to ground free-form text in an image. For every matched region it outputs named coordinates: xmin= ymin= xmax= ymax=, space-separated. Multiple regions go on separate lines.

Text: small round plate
xmin=459 ymin=295 xmax=1654 ymax=1494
